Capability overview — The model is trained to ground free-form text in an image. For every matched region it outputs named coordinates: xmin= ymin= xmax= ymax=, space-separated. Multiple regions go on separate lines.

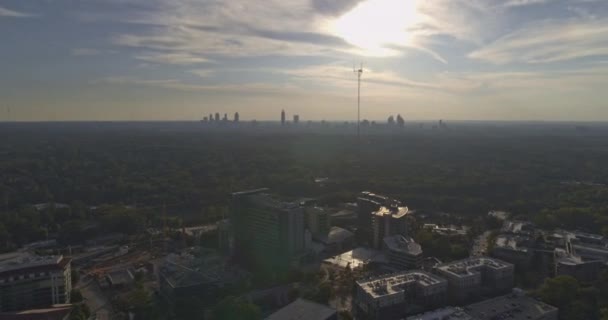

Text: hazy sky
xmin=2 ymin=0 xmax=608 ymax=121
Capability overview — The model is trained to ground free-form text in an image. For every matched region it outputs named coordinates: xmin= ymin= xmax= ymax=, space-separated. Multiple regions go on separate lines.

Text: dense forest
xmin=2 ymin=122 xmax=608 ymax=249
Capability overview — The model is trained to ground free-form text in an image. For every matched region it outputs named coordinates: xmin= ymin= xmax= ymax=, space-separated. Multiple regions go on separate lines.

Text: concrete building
xmin=464 ymin=292 xmax=558 ymax=320
xmin=305 ymin=206 xmax=331 ymax=239
xmin=231 ymin=189 xmax=306 ymax=269
xmin=554 ymin=248 xmax=603 ymax=282
xmin=318 ymin=227 xmax=354 ymax=253
xmin=0 ymin=253 xmax=72 ymax=312
xmin=383 ymin=235 xmax=423 ymax=270
xmin=408 ymin=292 xmax=558 ymax=320
xmin=355 ymin=270 xmax=448 ymax=319
xmin=372 ymin=206 xmax=411 ymax=249
xmin=491 ymin=234 xmax=533 ymax=267
xmin=158 ymin=248 xmax=246 ymax=303
xmin=357 ymin=192 xmax=394 ymax=237
xmin=266 ymin=298 xmax=337 ymax=320
xmin=434 ymin=257 xmax=514 ymax=304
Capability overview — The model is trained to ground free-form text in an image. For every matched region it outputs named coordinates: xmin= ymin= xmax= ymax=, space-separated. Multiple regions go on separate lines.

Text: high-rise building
xmin=234 ymin=112 xmax=239 ymax=123
xmin=397 ymin=114 xmax=405 ymax=127
xmin=434 ymin=257 xmax=514 ymax=304
xmin=305 ymin=206 xmax=330 ymax=238
xmin=382 ymin=235 xmax=423 ymax=270
xmin=293 ymin=115 xmax=300 ymax=124
xmin=355 ymin=270 xmax=447 ymax=320
xmin=209 ymin=113 xmax=214 ymax=122
xmin=388 ymin=115 xmax=395 ymax=125
xmin=214 ymin=113 xmax=220 ymax=122
xmin=281 ymin=110 xmax=286 ymax=125
xmin=0 ymin=253 xmax=72 ymax=312
xmin=230 ymin=189 xmax=306 ymax=269
xmin=222 ymin=113 xmax=228 ymax=122
xmin=357 ymin=192 xmax=392 ymax=235
xmin=372 ymin=206 xmax=411 ymax=249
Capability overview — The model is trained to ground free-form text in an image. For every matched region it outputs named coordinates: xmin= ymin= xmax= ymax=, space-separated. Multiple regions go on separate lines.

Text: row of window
xmin=0 ymin=271 xmax=59 ymax=283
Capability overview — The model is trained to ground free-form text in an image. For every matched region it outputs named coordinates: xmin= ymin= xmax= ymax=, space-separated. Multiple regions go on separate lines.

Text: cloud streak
xmin=0 ymin=6 xmax=35 ymax=18
xmin=469 ymin=18 xmax=608 ymax=64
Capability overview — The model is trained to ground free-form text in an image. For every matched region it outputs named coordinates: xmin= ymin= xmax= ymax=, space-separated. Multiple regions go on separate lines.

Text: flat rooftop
xmin=436 ymin=257 xmax=512 ymax=277
xmin=0 ymin=252 xmax=64 ymax=274
xmin=266 ymin=298 xmax=336 ymax=320
xmin=357 ymin=270 xmax=446 ymax=299
xmin=323 ymin=247 xmax=385 ymax=269
xmin=407 ymin=307 xmax=474 ymax=320
xmin=373 ymin=206 xmax=409 ymax=219
xmin=495 ymin=235 xmax=529 ymax=252
xmin=383 ymin=235 xmax=422 ymax=255
xmin=464 ymin=293 xmax=558 ymax=320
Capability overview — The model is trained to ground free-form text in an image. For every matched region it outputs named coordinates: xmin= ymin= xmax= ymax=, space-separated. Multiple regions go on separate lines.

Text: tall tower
xmin=215 ymin=113 xmax=220 ymax=122
xmin=354 ymin=63 xmax=364 ymax=140
xmin=281 ymin=110 xmax=286 ymax=125
xmin=234 ymin=112 xmax=240 ymax=123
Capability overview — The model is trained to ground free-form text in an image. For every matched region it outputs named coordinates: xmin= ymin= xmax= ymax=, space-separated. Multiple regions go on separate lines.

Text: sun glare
xmin=330 ymin=0 xmax=420 ymax=57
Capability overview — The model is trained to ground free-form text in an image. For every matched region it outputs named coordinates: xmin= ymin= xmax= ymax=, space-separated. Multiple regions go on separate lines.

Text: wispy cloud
xmin=0 ymin=6 xmax=35 ymax=18
xmin=71 ymin=48 xmax=103 ymax=56
xmin=469 ymin=18 xmax=608 ymax=64
xmin=504 ymin=0 xmax=551 ymax=7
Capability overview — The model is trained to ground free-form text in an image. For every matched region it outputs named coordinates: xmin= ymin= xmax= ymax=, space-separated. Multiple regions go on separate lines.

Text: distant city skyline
xmin=1 ymin=0 xmax=608 ymax=121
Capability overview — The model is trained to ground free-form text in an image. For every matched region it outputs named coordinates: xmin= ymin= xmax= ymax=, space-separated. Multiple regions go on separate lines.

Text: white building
xmin=383 ymin=235 xmax=423 ymax=270
xmin=434 ymin=257 xmax=514 ymax=303
xmin=355 ymin=270 xmax=447 ymax=319
xmin=0 ymin=252 xmax=72 ymax=312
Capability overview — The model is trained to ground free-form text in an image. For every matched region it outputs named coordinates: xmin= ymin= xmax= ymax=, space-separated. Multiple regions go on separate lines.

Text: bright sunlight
xmin=330 ymin=0 xmax=421 ymax=56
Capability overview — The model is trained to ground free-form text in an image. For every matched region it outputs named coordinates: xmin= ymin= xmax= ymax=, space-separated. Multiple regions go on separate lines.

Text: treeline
xmin=2 ymin=126 xmax=608 ymax=237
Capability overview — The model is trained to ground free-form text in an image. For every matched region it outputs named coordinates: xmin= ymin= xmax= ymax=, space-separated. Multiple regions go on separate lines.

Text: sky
xmin=1 ymin=0 xmax=608 ymax=121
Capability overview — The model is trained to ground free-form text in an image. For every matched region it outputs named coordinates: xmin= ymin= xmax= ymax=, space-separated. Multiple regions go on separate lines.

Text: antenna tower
xmin=354 ymin=63 xmax=363 ymax=140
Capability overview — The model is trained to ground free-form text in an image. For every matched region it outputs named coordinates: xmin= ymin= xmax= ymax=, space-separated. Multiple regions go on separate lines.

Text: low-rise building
xmin=434 ymin=257 xmax=514 ymax=304
xmin=355 ymin=270 xmax=447 ymax=319
xmin=491 ymin=235 xmax=533 ymax=266
xmin=464 ymin=292 xmax=558 ymax=320
xmin=266 ymin=298 xmax=337 ymax=320
xmin=408 ymin=291 xmax=558 ymax=320
xmin=554 ymin=248 xmax=603 ymax=282
xmin=0 ymin=253 xmax=72 ymax=312
xmin=383 ymin=235 xmax=423 ymax=270
xmin=318 ymin=227 xmax=354 ymax=253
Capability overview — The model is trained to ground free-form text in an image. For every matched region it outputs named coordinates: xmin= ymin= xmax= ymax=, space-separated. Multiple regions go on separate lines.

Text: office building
xmin=293 ymin=114 xmax=300 ymax=124
xmin=357 ymin=192 xmax=396 ymax=240
xmin=318 ymin=227 xmax=354 ymax=253
xmin=0 ymin=253 xmax=72 ymax=312
xmin=234 ymin=112 xmax=239 ymax=122
xmin=554 ymin=248 xmax=602 ymax=282
xmin=383 ymin=235 xmax=423 ymax=270
xmin=267 ymin=298 xmax=337 ymax=320
xmin=214 ymin=113 xmax=220 ymax=122
xmin=305 ymin=206 xmax=331 ymax=238
xmin=464 ymin=292 xmax=558 ymax=320
xmin=372 ymin=206 xmax=411 ymax=249
xmin=434 ymin=257 xmax=514 ymax=303
xmin=230 ymin=189 xmax=306 ymax=269
xmin=355 ymin=270 xmax=447 ymax=319
xmin=408 ymin=292 xmax=558 ymax=320
xmin=281 ymin=110 xmax=286 ymax=125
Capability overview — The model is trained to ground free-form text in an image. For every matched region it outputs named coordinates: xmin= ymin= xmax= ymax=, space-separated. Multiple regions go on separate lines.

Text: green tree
xmin=213 ymin=296 xmax=261 ymax=320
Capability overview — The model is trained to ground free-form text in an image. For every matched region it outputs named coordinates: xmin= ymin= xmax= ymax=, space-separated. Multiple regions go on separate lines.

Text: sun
xmin=329 ymin=0 xmax=421 ymax=57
